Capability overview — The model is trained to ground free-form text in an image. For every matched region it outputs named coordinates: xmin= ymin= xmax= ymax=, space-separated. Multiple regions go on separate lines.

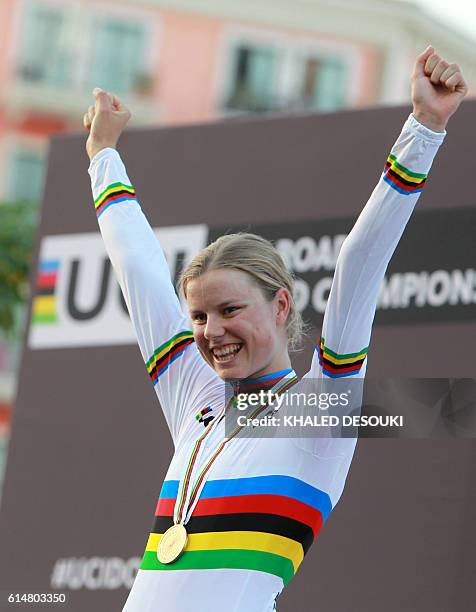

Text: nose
xmin=204 ymin=314 xmax=225 ymax=341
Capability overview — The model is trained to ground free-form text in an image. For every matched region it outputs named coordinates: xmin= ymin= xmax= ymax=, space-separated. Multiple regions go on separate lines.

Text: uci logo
xmin=195 ymin=406 xmax=214 ymax=428
xmin=29 ymin=227 xmax=208 ymax=349
xmin=33 ymin=257 xmax=128 ymax=325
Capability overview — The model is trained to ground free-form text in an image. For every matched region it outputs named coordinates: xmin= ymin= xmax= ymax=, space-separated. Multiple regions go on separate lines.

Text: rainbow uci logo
xmin=28 ymin=226 xmax=208 ymax=349
xmin=32 ymin=260 xmax=60 ymax=324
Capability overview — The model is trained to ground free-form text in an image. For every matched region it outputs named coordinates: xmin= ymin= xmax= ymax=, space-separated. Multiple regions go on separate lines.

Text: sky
xmin=394 ymin=0 xmax=476 ymax=41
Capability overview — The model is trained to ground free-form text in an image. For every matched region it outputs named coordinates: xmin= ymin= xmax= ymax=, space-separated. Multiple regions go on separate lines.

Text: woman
xmin=84 ymin=47 xmax=466 ymax=611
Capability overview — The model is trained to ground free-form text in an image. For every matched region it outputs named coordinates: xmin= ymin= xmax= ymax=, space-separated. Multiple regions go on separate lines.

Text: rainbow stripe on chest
xmin=140 ymin=475 xmax=332 ymax=585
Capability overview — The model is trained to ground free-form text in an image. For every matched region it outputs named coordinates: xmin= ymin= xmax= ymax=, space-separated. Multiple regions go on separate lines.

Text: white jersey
xmin=88 ymin=115 xmax=445 ymax=612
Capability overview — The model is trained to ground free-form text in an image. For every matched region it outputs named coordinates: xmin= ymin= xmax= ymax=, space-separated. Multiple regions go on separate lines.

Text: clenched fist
xmin=412 ymin=46 xmax=468 ymax=132
xmin=84 ymin=88 xmax=131 ymax=161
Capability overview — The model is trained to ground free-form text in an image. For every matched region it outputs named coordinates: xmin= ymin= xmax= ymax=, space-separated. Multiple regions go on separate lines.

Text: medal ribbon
xmin=175 ymin=371 xmax=299 ymax=525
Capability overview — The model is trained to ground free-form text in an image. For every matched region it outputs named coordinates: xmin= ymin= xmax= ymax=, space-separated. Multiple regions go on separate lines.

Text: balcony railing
xmin=3 ymin=68 xmax=159 ymax=124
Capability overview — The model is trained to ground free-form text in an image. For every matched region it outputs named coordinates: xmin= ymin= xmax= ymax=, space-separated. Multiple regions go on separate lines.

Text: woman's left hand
xmin=411 ymin=46 xmax=468 ymax=132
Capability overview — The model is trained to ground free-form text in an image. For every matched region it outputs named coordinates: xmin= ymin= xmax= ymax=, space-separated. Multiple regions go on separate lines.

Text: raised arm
xmin=308 ymin=47 xmax=467 ymax=381
xmin=84 ymin=90 xmax=223 ymax=446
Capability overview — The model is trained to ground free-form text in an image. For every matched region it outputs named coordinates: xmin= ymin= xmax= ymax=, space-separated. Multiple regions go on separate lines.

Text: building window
xmin=225 ymin=45 xmax=278 ymax=113
xmin=15 ymin=4 xmax=154 ymax=97
xmin=18 ymin=2 xmax=71 ymax=87
xmin=296 ymin=56 xmax=347 ymax=111
xmin=8 ymin=150 xmax=46 ymax=203
xmin=88 ymin=17 xmax=148 ymax=95
xmin=223 ymin=38 xmax=349 ymax=115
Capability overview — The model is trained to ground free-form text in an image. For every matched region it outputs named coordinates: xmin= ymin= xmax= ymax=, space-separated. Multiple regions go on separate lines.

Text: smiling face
xmin=186 ymin=268 xmax=292 ymax=380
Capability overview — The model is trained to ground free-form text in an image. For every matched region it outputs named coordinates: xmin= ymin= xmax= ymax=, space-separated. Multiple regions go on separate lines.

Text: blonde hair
xmin=178 ymin=232 xmax=305 ymax=351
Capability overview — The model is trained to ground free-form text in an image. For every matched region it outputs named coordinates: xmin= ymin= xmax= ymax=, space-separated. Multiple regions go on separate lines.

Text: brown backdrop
xmin=0 ymin=102 xmax=475 ymax=611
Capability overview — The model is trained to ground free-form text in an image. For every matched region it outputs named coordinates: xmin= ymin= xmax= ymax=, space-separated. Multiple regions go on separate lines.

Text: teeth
xmin=212 ymin=344 xmax=242 ymax=359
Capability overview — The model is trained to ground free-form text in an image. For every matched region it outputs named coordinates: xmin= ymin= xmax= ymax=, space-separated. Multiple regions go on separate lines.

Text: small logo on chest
xmin=196 ymin=406 xmax=214 ymax=428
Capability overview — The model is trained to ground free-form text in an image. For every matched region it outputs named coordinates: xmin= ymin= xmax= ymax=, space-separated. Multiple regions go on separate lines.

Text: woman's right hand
xmin=84 ymin=88 xmax=131 ymax=161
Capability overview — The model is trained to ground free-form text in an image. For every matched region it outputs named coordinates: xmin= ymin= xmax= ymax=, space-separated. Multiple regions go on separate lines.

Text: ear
xmin=274 ymin=288 xmax=291 ymax=326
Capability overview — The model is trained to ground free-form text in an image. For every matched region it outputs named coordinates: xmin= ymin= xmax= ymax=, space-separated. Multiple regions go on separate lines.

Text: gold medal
xmin=165 ymin=373 xmax=298 ymax=562
xmin=157 ymin=524 xmax=188 ymax=564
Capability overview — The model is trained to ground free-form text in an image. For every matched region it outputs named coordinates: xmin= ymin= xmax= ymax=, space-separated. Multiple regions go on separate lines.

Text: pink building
xmin=0 ymin=0 xmax=474 ymax=205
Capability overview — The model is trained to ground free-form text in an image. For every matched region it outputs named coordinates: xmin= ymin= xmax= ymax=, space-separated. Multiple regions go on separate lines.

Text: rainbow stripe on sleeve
xmin=141 ymin=475 xmax=332 ymax=586
xmin=317 ymin=336 xmax=368 ymax=378
xmin=383 ymin=154 xmax=427 ymax=195
xmin=146 ymin=331 xmax=194 ymax=385
xmin=94 ymin=182 xmax=137 ymax=218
